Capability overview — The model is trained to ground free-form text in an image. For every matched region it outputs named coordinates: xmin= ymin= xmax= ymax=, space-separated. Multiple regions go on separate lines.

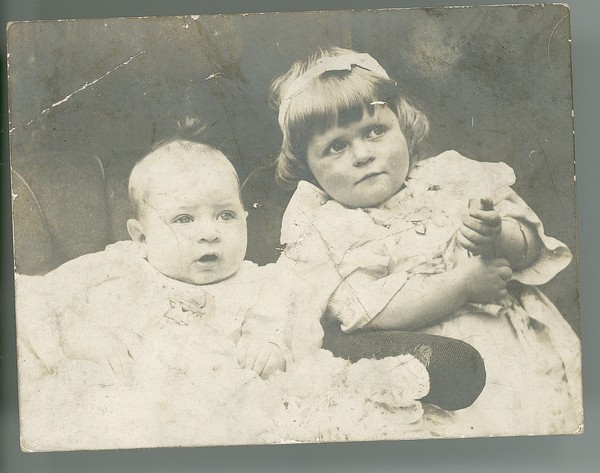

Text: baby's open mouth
xmin=197 ymin=254 xmax=218 ymax=263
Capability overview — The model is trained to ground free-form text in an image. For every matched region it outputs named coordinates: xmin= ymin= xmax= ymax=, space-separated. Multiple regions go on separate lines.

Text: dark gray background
xmin=1 ymin=1 xmax=598 ymax=472
xmin=5 ymin=4 xmax=580 ymax=328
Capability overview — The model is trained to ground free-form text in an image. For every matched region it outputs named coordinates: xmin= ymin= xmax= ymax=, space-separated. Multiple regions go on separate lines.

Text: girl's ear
xmin=127 ymin=219 xmax=146 ymax=244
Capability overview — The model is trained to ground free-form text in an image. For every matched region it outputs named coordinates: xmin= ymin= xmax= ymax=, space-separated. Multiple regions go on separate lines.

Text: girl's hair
xmin=270 ymin=47 xmax=430 ymax=191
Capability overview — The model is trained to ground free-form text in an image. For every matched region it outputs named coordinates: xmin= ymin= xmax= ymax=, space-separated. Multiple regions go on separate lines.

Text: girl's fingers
xmin=491 ymin=258 xmax=510 ymax=267
xmin=468 ymin=209 xmax=502 ymax=227
xmin=498 ymin=266 xmax=513 ymax=281
xmin=463 ymin=215 xmax=500 ymax=236
xmin=457 ymin=233 xmax=479 ymax=253
xmin=487 ymin=259 xmax=512 ymax=281
xmin=460 ymin=226 xmax=493 ymax=245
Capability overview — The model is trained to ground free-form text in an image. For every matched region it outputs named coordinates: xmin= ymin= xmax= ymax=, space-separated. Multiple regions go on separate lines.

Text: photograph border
xmin=1 ymin=0 xmax=598 ymax=472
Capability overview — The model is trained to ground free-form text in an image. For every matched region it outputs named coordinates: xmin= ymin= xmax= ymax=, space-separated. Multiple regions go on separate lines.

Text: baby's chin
xmin=183 ymin=262 xmax=243 ymax=286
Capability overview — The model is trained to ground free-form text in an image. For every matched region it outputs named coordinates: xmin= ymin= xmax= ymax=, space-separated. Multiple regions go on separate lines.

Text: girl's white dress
xmin=16 ymin=241 xmax=431 ymax=450
xmin=279 ymin=150 xmax=583 ymax=436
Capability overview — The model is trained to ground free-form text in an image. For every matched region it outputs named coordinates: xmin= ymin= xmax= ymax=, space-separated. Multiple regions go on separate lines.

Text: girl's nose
xmin=352 ymin=141 xmax=376 ymax=167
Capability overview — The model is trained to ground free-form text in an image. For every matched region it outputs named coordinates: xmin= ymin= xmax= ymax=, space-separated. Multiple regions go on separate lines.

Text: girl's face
xmin=305 ymin=104 xmax=410 ymax=208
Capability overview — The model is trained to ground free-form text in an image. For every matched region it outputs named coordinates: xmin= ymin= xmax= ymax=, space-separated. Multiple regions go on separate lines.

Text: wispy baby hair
xmin=129 ymin=140 xmax=211 ymax=219
xmin=128 ymin=140 xmax=238 ymax=219
xmin=270 ymin=47 xmax=430 ymax=190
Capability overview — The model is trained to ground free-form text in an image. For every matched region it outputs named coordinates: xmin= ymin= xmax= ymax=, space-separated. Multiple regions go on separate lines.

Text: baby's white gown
xmin=15 ymin=241 xmax=430 ymax=450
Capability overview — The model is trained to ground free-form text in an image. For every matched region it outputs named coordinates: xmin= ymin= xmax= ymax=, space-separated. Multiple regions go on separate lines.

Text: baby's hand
xmin=461 ymin=256 xmax=512 ymax=303
xmin=236 ymin=337 xmax=286 ymax=379
xmin=458 ymin=198 xmax=502 ymax=259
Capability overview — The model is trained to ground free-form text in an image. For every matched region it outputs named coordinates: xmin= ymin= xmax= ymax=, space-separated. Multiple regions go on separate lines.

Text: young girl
xmin=272 ymin=47 xmax=582 ymax=436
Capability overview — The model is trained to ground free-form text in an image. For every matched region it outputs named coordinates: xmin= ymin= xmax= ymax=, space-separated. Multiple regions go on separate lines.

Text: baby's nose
xmin=196 ymin=222 xmax=220 ymax=243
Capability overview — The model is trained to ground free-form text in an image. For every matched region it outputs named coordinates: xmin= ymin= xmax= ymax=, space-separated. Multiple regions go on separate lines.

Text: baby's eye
xmin=367 ymin=125 xmax=386 ymax=138
xmin=173 ymin=215 xmax=194 ymax=224
xmin=217 ymin=211 xmax=236 ymax=222
xmin=326 ymin=141 xmax=347 ymax=155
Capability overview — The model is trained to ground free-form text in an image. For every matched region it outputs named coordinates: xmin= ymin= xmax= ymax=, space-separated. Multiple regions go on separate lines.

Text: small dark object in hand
xmin=480 ymin=198 xmax=494 ymax=211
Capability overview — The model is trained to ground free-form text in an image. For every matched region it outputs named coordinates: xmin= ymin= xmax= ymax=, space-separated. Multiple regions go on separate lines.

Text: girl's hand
xmin=461 ymin=256 xmax=512 ymax=303
xmin=458 ymin=198 xmax=502 ymax=258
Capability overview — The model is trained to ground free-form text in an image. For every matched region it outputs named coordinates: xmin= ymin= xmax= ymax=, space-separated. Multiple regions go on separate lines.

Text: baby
xmin=15 ymin=139 xmax=296 ymax=449
xmin=124 ymin=138 xmax=287 ymax=378
xmin=18 ymin=139 xmax=288 ymax=382
xmin=271 ymin=47 xmax=582 ymax=435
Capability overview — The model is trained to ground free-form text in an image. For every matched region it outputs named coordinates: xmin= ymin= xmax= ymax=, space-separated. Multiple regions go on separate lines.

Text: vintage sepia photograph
xmin=7 ymin=4 xmax=582 ymax=451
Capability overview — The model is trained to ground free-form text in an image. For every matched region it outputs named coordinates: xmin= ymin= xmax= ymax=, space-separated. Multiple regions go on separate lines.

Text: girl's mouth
xmin=356 ymin=172 xmax=384 ymax=184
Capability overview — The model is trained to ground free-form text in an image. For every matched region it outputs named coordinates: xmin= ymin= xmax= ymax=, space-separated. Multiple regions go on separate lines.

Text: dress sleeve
xmin=496 ymin=190 xmax=572 ymax=285
xmin=15 ymin=249 xmax=116 ymax=374
xmin=15 ymin=274 xmax=64 ymax=376
xmin=15 ymin=242 xmax=145 ymax=372
xmin=30 ymin=241 xmax=142 ymax=298
xmin=239 ymin=263 xmax=324 ymax=360
xmin=280 ymin=182 xmax=410 ymax=334
xmin=328 ymin=268 xmax=409 ymax=332
xmin=239 ymin=265 xmax=288 ymax=342
xmin=279 ymin=182 xmax=360 ymax=315
xmin=418 ymin=152 xmax=572 ymax=285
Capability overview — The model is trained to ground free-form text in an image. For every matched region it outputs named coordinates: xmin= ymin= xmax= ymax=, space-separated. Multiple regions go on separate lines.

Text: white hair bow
xmin=277 ymin=52 xmax=390 ymax=130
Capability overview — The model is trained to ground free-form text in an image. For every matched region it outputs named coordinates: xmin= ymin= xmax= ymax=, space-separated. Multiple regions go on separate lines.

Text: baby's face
xmin=306 ymin=104 xmax=410 ymax=208
xmin=137 ymin=154 xmax=247 ymax=285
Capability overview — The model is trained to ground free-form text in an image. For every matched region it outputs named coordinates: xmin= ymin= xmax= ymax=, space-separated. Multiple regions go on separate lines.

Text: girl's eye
xmin=367 ymin=125 xmax=386 ymax=138
xmin=173 ymin=215 xmax=193 ymax=224
xmin=326 ymin=141 xmax=347 ymax=155
xmin=218 ymin=211 xmax=236 ymax=222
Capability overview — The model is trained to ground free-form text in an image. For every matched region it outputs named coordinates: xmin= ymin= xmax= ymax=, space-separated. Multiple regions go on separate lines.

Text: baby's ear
xmin=127 ymin=219 xmax=146 ymax=243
